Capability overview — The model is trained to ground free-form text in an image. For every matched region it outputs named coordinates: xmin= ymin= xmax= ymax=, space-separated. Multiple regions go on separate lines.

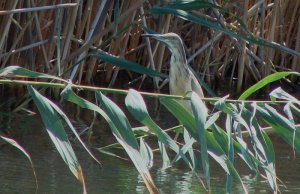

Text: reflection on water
xmin=1 ymin=101 xmax=300 ymax=193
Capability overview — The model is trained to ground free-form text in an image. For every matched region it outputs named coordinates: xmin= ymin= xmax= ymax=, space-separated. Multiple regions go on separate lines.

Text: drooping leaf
xmin=140 ymin=138 xmax=154 ymax=169
xmin=212 ymin=124 xmax=257 ymax=172
xmin=96 ymin=92 xmax=158 ymax=193
xmin=256 ymin=104 xmax=300 ymax=154
xmin=243 ymin=103 xmax=277 ymax=192
xmin=27 ymin=86 xmax=86 ymax=193
xmin=225 ymin=115 xmax=234 ymax=194
xmin=61 ymin=87 xmax=157 ymax=193
xmin=270 ymin=87 xmax=300 ymax=105
xmin=158 ymin=141 xmax=171 ymax=170
xmin=0 ymin=66 xmax=66 ymax=82
xmin=125 ymin=89 xmax=192 ymax=168
xmin=214 ymin=95 xmax=231 ymax=114
xmin=160 ymin=97 xmax=197 ymax=138
xmin=44 ymin=88 xmax=101 ymax=165
xmin=0 ymin=135 xmax=32 ymax=167
xmin=205 ymin=111 xmax=221 ymax=129
xmin=115 ymin=135 xmax=158 ymax=193
xmin=96 ymin=92 xmax=139 ymax=148
xmin=215 ymin=99 xmax=277 ymax=191
xmin=190 ymin=92 xmax=210 ymax=188
xmin=183 ymin=128 xmax=197 ymax=170
xmin=0 ymin=135 xmax=38 ymax=189
xmin=160 ymin=97 xmax=247 ymax=192
xmin=290 ymin=104 xmax=300 ymax=125
xmin=215 ymin=97 xmax=250 ymax=134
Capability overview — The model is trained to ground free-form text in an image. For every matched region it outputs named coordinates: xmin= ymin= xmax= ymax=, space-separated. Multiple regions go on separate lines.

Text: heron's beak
xmin=142 ymin=34 xmax=168 ymax=45
xmin=142 ymin=33 xmax=164 ymax=40
xmin=141 ymin=33 xmax=158 ymax=37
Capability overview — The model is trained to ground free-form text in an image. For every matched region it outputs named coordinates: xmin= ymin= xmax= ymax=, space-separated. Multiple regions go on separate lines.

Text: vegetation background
xmin=1 ymin=1 xmax=300 ymax=193
xmin=1 ymin=0 xmax=299 ymax=100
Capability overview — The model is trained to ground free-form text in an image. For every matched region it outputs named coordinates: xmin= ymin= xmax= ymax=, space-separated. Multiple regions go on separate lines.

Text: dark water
xmin=1 ymin=100 xmax=300 ymax=194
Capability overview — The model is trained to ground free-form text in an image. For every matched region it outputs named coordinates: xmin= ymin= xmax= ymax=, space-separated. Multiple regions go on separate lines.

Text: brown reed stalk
xmin=1 ymin=0 xmax=300 ymax=95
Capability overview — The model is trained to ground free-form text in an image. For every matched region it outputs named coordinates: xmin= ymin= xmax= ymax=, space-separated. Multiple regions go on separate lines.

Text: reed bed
xmin=0 ymin=0 xmax=299 ymax=96
xmin=1 ymin=1 xmax=300 ymax=193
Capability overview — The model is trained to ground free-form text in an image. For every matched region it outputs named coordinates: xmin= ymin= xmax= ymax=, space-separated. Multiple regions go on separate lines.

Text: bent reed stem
xmin=0 ymin=79 xmax=291 ymax=105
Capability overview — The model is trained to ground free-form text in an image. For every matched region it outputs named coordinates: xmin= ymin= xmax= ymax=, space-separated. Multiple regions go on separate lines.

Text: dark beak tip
xmin=141 ymin=33 xmax=162 ymax=38
xmin=141 ymin=34 xmax=153 ymax=38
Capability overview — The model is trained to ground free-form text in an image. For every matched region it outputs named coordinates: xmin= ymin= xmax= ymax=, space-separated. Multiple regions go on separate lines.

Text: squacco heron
xmin=144 ymin=32 xmax=205 ymax=109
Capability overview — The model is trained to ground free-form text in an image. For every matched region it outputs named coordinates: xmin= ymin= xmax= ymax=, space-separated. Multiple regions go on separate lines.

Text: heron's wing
xmin=191 ymin=76 xmax=204 ymax=98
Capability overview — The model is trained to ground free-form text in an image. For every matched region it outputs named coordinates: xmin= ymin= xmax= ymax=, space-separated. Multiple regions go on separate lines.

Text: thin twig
xmin=0 ymin=39 xmax=49 ymax=59
xmin=0 ymin=3 xmax=78 ymax=15
xmin=0 ymin=79 xmax=294 ymax=105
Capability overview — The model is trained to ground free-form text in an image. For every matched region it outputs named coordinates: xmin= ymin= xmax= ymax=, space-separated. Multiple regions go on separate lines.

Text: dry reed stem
xmin=291 ymin=18 xmax=300 ymax=77
xmin=61 ymin=0 xmax=80 ymax=73
xmin=0 ymin=1 xmax=18 ymax=53
xmin=0 ymin=3 xmax=77 ymax=15
xmin=237 ymin=0 xmax=249 ymax=94
xmin=109 ymin=2 xmax=138 ymax=87
xmin=0 ymin=39 xmax=49 ymax=59
xmin=61 ymin=0 xmax=144 ymax=69
xmin=31 ymin=0 xmax=51 ymax=71
xmin=140 ymin=6 xmax=159 ymax=90
xmin=1 ymin=15 xmax=35 ymax=67
xmin=1 ymin=0 xmax=300 ymax=95
xmin=74 ymin=0 xmax=112 ymax=83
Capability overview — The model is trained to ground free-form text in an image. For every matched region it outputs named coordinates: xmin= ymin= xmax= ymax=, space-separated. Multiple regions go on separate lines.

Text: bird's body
xmin=144 ymin=32 xmax=204 ymax=110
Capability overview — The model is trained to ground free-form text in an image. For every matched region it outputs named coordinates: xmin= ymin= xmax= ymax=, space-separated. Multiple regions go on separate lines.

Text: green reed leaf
xmin=256 ymin=104 xmax=300 ymax=154
xmin=0 ymin=135 xmax=38 ymax=189
xmin=243 ymin=103 xmax=277 ymax=192
xmin=89 ymin=52 xmax=167 ymax=79
xmin=160 ymin=97 xmax=248 ymax=192
xmin=190 ymin=92 xmax=210 ymax=188
xmin=125 ymin=89 xmax=192 ymax=168
xmin=139 ymin=138 xmax=153 ymax=169
xmin=239 ymin=72 xmax=300 ymax=100
xmin=28 ymin=86 xmax=86 ymax=193
xmin=0 ymin=66 xmax=66 ymax=82
xmin=270 ymin=87 xmax=300 ymax=104
xmin=61 ymin=86 xmax=157 ymax=192
xmin=96 ymin=92 xmax=158 ymax=193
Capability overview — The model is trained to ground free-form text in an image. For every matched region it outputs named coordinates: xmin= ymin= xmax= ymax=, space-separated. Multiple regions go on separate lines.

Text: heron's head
xmin=142 ymin=32 xmax=185 ymax=55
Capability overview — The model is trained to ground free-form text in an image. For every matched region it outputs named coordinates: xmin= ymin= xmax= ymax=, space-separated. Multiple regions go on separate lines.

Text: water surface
xmin=1 ymin=101 xmax=300 ymax=194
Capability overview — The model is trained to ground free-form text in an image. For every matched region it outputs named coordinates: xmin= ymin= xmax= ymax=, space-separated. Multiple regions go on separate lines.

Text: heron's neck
xmin=170 ymin=47 xmax=189 ymax=76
